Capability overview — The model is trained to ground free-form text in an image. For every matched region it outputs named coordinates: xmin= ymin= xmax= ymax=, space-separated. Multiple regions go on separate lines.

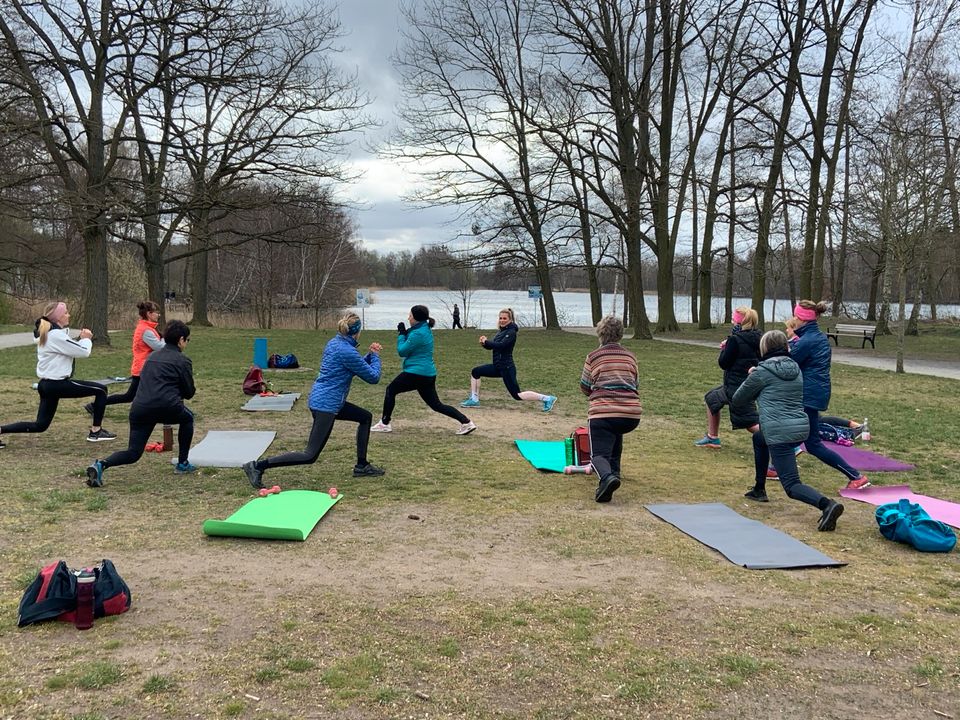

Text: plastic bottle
xmin=861 ymin=418 xmax=871 ymax=442
xmin=75 ymin=570 xmax=95 ymax=631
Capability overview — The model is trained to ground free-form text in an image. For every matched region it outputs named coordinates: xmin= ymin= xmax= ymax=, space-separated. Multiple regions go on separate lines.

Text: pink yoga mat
xmin=839 ymin=485 xmax=960 ymax=529
xmin=805 ymin=443 xmax=915 ymax=472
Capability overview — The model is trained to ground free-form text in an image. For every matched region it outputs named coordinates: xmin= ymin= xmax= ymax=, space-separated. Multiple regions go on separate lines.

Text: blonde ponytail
xmin=37 ymin=301 xmax=60 ymax=347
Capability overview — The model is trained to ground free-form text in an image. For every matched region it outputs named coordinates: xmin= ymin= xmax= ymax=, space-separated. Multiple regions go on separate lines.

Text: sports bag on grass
xmin=570 ymin=426 xmax=591 ymax=465
xmin=875 ymin=499 xmax=957 ymax=553
xmin=242 ymin=366 xmax=267 ymax=395
xmin=267 ymin=353 xmax=299 ymax=369
xmin=18 ymin=559 xmax=132 ymax=628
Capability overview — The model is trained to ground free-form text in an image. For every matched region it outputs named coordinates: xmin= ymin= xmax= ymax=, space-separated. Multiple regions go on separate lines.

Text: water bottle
xmin=861 ymin=418 xmax=871 ymax=442
xmin=75 ymin=570 xmax=95 ymax=631
xmin=162 ymin=425 xmax=173 ymax=451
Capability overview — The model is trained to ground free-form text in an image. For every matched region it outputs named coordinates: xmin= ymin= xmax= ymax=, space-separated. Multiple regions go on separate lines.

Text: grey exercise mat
xmin=173 ymin=430 xmax=276 ymax=468
xmin=645 ymin=502 xmax=845 ymax=570
xmin=88 ymin=376 xmax=131 ymax=386
xmin=241 ymin=393 xmax=301 ymax=412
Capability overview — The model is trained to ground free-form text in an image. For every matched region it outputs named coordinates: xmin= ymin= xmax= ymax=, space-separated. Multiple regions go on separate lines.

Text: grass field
xmin=0 ymin=326 xmax=958 ymax=719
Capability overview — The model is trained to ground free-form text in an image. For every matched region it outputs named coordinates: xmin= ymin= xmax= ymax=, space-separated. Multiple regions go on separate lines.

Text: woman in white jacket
xmin=0 ymin=302 xmax=116 ymax=447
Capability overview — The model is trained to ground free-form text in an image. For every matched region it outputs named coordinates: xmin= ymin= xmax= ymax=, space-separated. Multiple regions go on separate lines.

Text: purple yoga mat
xmin=839 ymin=485 xmax=960 ymax=529
xmin=805 ymin=443 xmax=915 ymax=472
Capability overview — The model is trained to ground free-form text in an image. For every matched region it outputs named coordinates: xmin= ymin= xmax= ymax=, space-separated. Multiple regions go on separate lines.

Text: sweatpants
xmin=381 ymin=372 xmax=468 ymax=425
xmin=1 ymin=378 xmax=107 ymax=433
xmin=256 ymin=402 xmax=371 ymax=471
xmin=471 ymin=363 xmax=522 ymax=400
xmin=589 ymin=417 xmax=640 ymax=480
xmin=100 ymin=405 xmax=194 ymax=468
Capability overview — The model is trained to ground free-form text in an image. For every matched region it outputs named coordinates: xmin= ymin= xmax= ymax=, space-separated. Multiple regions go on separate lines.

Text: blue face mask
xmin=348 ymin=319 xmax=362 ymax=336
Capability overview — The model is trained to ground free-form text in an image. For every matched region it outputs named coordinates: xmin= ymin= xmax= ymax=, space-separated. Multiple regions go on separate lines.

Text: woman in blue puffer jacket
xmin=790 ymin=300 xmax=870 ymax=490
xmin=371 ymin=305 xmax=476 ymax=436
xmin=242 ymin=312 xmax=384 ymax=489
xmin=732 ymin=330 xmax=844 ymax=531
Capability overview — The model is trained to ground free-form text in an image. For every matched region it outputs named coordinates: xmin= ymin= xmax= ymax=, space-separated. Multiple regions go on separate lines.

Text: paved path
xmin=565 ymin=327 xmax=960 ymax=381
xmin=5 ymin=328 xmax=958 ymax=380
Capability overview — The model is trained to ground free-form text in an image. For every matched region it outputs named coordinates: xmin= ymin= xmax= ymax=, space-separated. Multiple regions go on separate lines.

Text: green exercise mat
xmin=203 ymin=489 xmax=341 ymax=541
xmin=515 ymin=439 xmax=574 ymax=473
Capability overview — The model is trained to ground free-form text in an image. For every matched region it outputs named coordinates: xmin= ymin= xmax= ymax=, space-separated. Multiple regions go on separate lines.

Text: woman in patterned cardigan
xmin=579 ymin=316 xmax=642 ymax=503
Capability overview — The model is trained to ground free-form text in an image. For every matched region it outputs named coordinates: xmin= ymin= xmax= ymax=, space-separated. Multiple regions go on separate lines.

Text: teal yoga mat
xmin=203 ymin=489 xmax=341 ymax=541
xmin=515 ymin=439 xmax=573 ymax=473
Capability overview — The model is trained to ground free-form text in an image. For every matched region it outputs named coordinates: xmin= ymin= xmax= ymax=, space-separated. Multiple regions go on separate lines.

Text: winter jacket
xmin=308 ymin=333 xmax=381 ymax=413
xmin=483 ymin=322 xmax=518 ymax=369
xmin=732 ymin=353 xmax=809 ymax=446
xmin=33 ymin=324 xmax=91 ymax=380
xmin=133 ymin=344 xmax=195 ymax=411
xmin=130 ymin=319 xmax=164 ymax=376
xmin=397 ymin=321 xmax=437 ymax=376
xmin=789 ymin=321 xmax=832 ymax=410
xmin=718 ymin=328 xmax=762 ymax=397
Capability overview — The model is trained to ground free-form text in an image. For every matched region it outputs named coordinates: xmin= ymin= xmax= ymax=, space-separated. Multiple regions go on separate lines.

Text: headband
xmin=732 ymin=310 xmax=745 ymax=325
xmin=793 ymin=304 xmax=818 ymax=322
xmin=347 ymin=319 xmax=362 ymax=336
xmin=47 ymin=302 xmax=68 ymax=325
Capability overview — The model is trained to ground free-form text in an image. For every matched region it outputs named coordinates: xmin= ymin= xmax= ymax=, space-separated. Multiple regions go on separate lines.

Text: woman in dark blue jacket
xmin=372 ymin=305 xmax=476 ymax=435
xmin=461 ymin=308 xmax=556 ymax=411
xmin=791 ymin=300 xmax=870 ymax=490
xmin=242 ymin=313 xmax=384 ymax=489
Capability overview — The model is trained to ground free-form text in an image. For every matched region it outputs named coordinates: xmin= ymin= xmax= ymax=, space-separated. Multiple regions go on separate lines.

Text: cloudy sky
xmin=334 ymin=0 xmax=460 ymax=255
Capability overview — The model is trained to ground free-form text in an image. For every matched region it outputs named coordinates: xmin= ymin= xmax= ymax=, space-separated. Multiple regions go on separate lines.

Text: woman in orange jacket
xmin=87 ymin=301 xmax=164 ymax=414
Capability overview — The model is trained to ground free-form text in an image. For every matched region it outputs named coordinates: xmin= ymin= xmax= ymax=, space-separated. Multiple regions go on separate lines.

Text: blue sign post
xmin=528 ymin=285 xmax=543 ymax=326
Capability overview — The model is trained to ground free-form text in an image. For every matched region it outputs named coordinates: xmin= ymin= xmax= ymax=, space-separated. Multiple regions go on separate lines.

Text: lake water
xmin=349 ymin=289 xmax=958 ymax=329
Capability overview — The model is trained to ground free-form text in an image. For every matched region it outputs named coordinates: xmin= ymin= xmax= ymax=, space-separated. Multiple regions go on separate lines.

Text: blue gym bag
xmin=875 ymin=499 xmax=957 ymax=553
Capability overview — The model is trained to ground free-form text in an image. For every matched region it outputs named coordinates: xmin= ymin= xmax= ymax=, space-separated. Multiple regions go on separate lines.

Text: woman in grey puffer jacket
xmin=732 ymin=331 xmax=844 ymax=532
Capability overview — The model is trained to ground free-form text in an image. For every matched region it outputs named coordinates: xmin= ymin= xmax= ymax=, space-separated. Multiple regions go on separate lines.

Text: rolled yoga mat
xmin=515 ymin=439 xmax=575 ymax=473
xmin=839 ymin=485 xmax=960 ymax=529
xmin=173 ymin=430 xmax=276 ymax=468
xmin=645 ymin=502 xmax=846 ymax=570
xmin=203 ymin=489 xmax=341 ymax=541
xmin=805 ymin=443 xmax=915 ymax=472
xmin=242 ymin=393 xmax=301 ymax=412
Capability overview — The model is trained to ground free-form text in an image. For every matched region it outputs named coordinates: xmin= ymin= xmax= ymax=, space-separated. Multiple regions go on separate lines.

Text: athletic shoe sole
xmin=86 ymin=435 xmax=117 ymax=442
xmin=818 ymin=502 xmax=844 ymax=532
xmin=456 ymin=424 xmax=477 ymax=435
xmin=595 ymin=475 xmax=621 ymax=503
xmin=85 ymin=465 xmax=103 ymax=488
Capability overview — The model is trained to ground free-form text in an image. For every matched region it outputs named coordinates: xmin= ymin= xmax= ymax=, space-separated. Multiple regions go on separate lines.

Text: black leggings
xmin=471 ymin=363 xmax=522 ymax=400
xmin=257 ymin=402 xmax=371 ymax=471
xmin=589 ymin=417 xmax=640 ymax=480
xmin=104 ymin=376 xmax=141 ymax=406
xmin=1 ymin=378 xmax=107 ymax=433
xmin=100 ymin=405 xmax=194 ymax=468
xmin=381 ymin=372 xmax=468 ymax=424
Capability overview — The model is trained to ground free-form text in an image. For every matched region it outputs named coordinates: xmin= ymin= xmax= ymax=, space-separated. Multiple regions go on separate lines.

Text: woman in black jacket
xmin=85 ymin=321 xmax=197 ymax=487
xmin=461 ymin=308 xmax=556 ymax=411
xmin=694 ymin=306 xmax=761 ymax=449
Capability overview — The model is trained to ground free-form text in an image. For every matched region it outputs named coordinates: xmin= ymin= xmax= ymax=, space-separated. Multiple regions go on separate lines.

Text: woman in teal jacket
xmin=372 ymin=305 xmax=476 ymax=435
xmin=732 ymin=330 xmax=844 ymax=532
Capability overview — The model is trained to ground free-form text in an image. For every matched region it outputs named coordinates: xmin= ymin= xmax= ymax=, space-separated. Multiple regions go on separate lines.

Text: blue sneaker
xmin=85 ymin=460 xmax=104 ymax=488
xmin=461 ymin=396 xmax=479 ymax=408
xmin=542 ymin=395 xmax=557 ymax=412
xmin=174 ymin=461 xmax=199 ymax=475
xmin=694 ymin=435 xmax=721 ymax=449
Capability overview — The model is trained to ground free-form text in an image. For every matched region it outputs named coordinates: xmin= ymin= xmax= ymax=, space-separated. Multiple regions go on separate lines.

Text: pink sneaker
xmin=845 ymin=475 xmax=871 ymax=490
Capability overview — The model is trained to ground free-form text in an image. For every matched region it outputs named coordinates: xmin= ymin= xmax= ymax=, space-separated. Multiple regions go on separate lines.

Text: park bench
xmin=826 ymin=323 xmax=877 ymax=349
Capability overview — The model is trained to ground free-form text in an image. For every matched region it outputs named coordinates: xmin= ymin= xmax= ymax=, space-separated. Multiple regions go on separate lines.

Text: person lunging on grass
xmin=0 ymin=301 xmax=115 ymax=448
xmin=461 ymin=308 xmax=556 ymax=412
xmin=694 ymin=306 xmax=761 ymax=449
xmin=372 ymin=305 xmax=476 ymax=436
xmin=580 ymin=316 xmax=642 ymax=503
xmin=732 ymin=330 xmax=845 ymax=531
xmin=243 ymin=313 xmax=385 ymax=489
xmin=789 ymin=300 xmax=871 ymax=490
xmin=86 ymin=300 xmax=163 ymax=416
xmin=86 ymin=321 xmax=197 ymax=487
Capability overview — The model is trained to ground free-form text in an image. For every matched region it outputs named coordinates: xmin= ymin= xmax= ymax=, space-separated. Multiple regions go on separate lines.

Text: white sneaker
xmin=371 ymin=421 xmax=392 ymax=433
xmin=456 ymin=421 xmax=477 ymax=435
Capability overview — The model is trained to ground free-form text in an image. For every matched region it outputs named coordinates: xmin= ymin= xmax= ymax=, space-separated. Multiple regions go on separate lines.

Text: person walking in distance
xmin=452 ymin=303 xmax=463 ymax=330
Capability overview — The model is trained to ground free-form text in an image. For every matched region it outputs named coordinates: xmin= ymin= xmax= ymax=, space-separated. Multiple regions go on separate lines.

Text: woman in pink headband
xmin=0 ymin=302 xmax=116 ymax=448
xmin=788 ymin=299 xmax=870 ymax=490
xmin=694 ymin=306 xmax=761 ymax=449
